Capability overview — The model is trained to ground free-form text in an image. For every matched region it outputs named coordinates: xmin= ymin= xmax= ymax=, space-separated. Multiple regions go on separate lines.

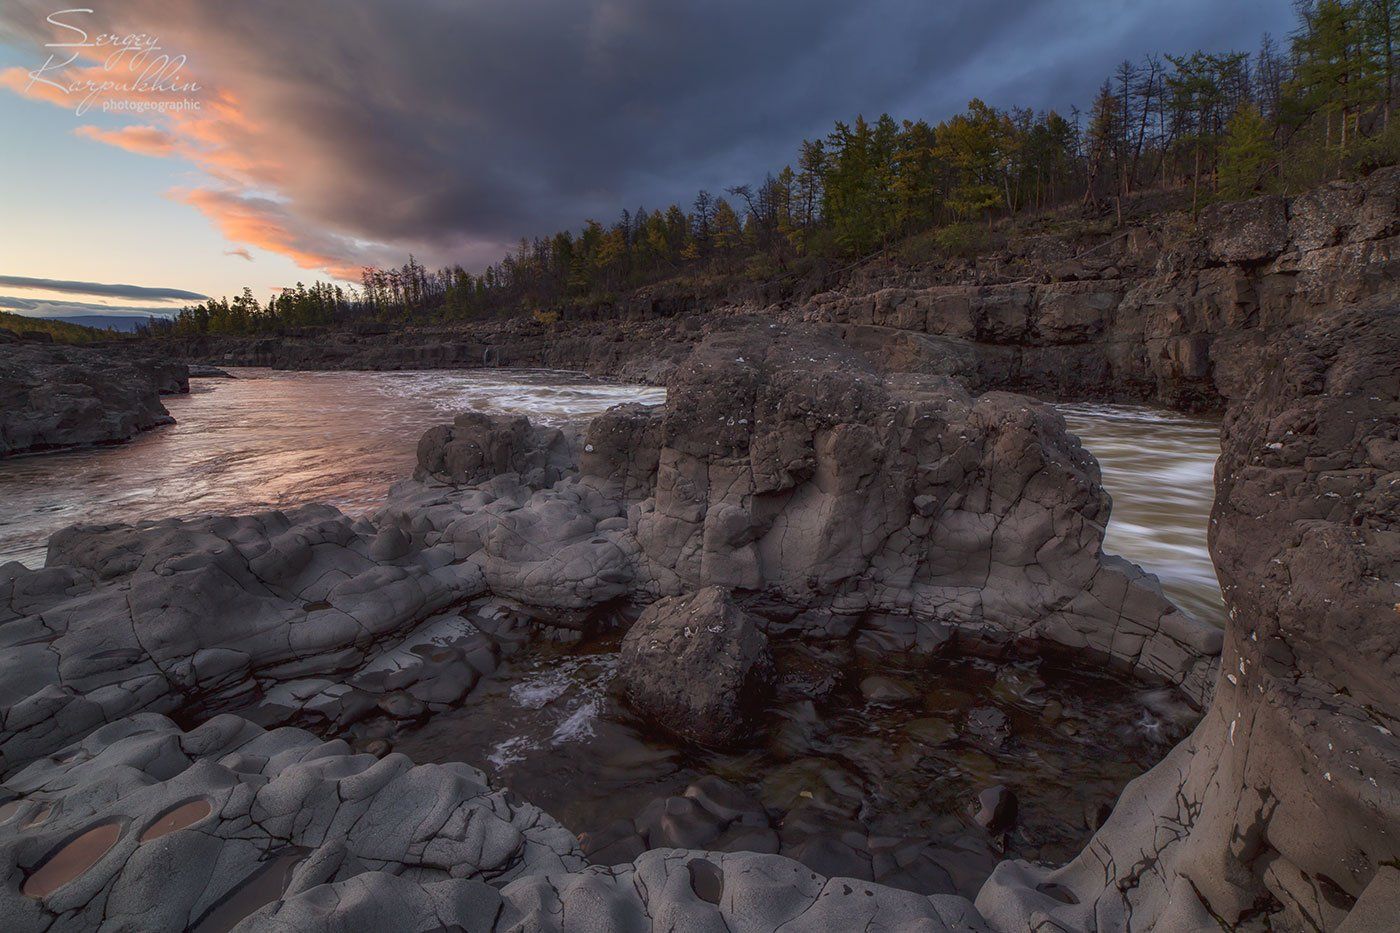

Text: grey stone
xmin=617 ymin=587 xmax=774 ymax=747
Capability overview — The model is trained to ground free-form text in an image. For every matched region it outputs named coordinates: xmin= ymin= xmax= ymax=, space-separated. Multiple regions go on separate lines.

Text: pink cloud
xmin=172 ymin=187 xmax=381 ymax=282
xmin=74 ymin=124 xmax=180 ymax=157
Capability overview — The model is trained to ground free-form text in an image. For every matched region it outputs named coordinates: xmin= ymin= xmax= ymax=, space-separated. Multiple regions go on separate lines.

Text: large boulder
xmin=627 ymin=320 xmax=1220 ymax=700
xmin=415 ymin=411 xmax=574 ymax=488
xmin=617 ymin=586 xmax=774 ymax=747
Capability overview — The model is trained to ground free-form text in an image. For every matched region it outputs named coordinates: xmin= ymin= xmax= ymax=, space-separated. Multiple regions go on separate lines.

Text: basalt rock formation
xmin=0 ymin=340 xmax=188 ymax=457
xmin=0 ymin=714 xmax=581 ymax=932
xmin=805 ymin=168 xmax=1400 ymax=411
xmin=2 ymin=280 xmax=1395 ymax=927
xmin=0 ymin=716 xmax=992 ymax=932
xmin=0 ymin=504 xmax=489 ymax=772
xmin=0 ymin=320 xmax=1211 ymax=772
xmin=384 ymin=320 xmax=1219 ymax=701
xmin=976 ymin=302 xmax=1400 ymax=930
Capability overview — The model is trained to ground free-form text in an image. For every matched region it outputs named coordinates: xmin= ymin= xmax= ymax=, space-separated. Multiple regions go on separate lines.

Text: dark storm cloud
xmin=1 ymin=1 xmax=1295 ymax=274
xmin=0 ymin=275 xmax=208 ymax=300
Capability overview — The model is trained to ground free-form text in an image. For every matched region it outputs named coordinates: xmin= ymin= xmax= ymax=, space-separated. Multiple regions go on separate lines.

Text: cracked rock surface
xmin=388 ymin=322 xmax=1221 ymax=702
xmin=0 ymin=505 xmax=486 ymax=772
xmin=0 ymin=714 xmax=580 ymax=931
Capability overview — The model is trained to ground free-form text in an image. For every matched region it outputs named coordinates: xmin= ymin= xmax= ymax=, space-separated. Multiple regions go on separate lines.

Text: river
xmin=0 ymin=371 xmax=1222 ymax=626
xmin=0 ymin=369 xmax=663 ymax=568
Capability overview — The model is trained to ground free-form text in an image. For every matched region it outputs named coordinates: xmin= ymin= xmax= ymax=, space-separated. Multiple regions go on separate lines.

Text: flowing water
xmin=2 ymin=375 xmax=1223 ymax=625
xmin=1058 ymin=403 xmax=1224 ymax=626
xmin=0 ymin=369 xmax=664 ymax=567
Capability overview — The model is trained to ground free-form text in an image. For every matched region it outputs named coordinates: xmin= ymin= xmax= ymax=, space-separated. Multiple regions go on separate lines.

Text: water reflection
xmin=0 ymin=369 xmax=664 ymax=567
xmin=1058 ymin=403 xmax=1223 ymax=626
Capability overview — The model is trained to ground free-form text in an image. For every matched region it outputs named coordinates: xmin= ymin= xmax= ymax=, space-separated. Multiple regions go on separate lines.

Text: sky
xmin=0 ymin=0 xmax=1294 ymax=320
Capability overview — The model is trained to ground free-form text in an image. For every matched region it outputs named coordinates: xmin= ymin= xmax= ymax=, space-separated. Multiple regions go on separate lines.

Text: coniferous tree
xmin=1219 ymin=103 xmax=1277 ymax=197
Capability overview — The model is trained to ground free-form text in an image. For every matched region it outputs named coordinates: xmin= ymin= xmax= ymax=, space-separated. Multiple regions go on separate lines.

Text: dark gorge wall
xmin=977 ymin=302 xmax=1400 ymax=930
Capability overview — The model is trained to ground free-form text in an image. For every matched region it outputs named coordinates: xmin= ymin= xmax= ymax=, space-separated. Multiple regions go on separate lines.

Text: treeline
xmin=154 ymin=0 xmax=1400 ymax=337
xmin=147 ymin=283 xmax=355 ymax=336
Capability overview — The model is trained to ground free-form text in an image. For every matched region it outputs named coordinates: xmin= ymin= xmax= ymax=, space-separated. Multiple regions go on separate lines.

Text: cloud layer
xmin=0 ymin=275 xmax=207 ymax=300
xmin=0 ymin=0 xmax=1291 ymax=281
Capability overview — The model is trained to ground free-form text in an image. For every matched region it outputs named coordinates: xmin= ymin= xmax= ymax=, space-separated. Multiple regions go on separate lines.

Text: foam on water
xmin=550 ymin=698 xmax=602 ymax=746
xmin=510 ymin=668 xmax=575 ymax=710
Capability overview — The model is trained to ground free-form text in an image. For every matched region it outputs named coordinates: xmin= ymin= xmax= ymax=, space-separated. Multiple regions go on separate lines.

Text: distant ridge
xmin=1 ymin=313 xmax=159 ymax=335
xmin=0 ymin=310 xmax=129 ymax=343
xmin=44 ymin=314 xmax=161 ymax=333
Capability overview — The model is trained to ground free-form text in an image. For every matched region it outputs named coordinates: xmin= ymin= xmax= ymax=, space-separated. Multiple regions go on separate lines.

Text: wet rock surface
xmin=0 ymin=341 xmax=188 ymax=457
xmin=391 ymin=627 xmax=1192 ymax=899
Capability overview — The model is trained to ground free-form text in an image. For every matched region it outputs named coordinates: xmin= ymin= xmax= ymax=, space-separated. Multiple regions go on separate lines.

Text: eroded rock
xmin=977 ymin=303 xmax=1400 ymax=931
xmin=618 ymin=587 xmax=774 ymax=747
xmin=0 ymin=715 xmax=581 ymax=930
xmin=0 ymin=342 xmax=188 ymax=456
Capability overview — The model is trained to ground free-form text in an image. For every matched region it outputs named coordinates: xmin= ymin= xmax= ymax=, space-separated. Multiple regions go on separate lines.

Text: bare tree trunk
xmin=1191 ymin=144 xmax=1202 ymax=215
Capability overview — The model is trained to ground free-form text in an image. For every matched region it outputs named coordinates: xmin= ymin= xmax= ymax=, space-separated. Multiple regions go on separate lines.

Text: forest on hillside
xmin=151 ymin=0 xmax=1400 ymax=337
xmin=0 ymin=311 xmax=118 ymax=344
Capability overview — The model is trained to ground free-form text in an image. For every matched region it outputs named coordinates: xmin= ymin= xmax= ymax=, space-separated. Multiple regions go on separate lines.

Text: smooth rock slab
xmin=0 ymin=714 xmax=582 ymax=931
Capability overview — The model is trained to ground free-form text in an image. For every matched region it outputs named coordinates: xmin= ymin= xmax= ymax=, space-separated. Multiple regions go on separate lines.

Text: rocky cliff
xmin=163 ymin=169 xmax=1400 ymax=417
xmin=976 ymin=302 xmax=1400 ymax=930
xmin=0 ymin=337 xmax=189 ymax=457
xmin=806 ymin=169 xmax=1400 ymax=410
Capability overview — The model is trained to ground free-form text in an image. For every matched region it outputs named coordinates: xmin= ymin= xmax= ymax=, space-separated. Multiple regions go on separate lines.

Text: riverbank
xmin=0 ymin=303 xmax=1393 ymax=930
xmin=0 ymin=318 xmax=1232 ymax=928
xmin=0 ymin=336 xmax=188 ymax=457
xmin=0 ymin=369 xmax=664 ymax=568
xmin=153 ymin=170 xmax=1400 ymax=416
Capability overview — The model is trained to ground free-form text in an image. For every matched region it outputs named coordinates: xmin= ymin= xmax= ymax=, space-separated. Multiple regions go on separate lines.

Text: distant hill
xmin=45 ymin=314 xmax=164 ymax=333
xmin=0 ymin=310 xmax=126 ymax=344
